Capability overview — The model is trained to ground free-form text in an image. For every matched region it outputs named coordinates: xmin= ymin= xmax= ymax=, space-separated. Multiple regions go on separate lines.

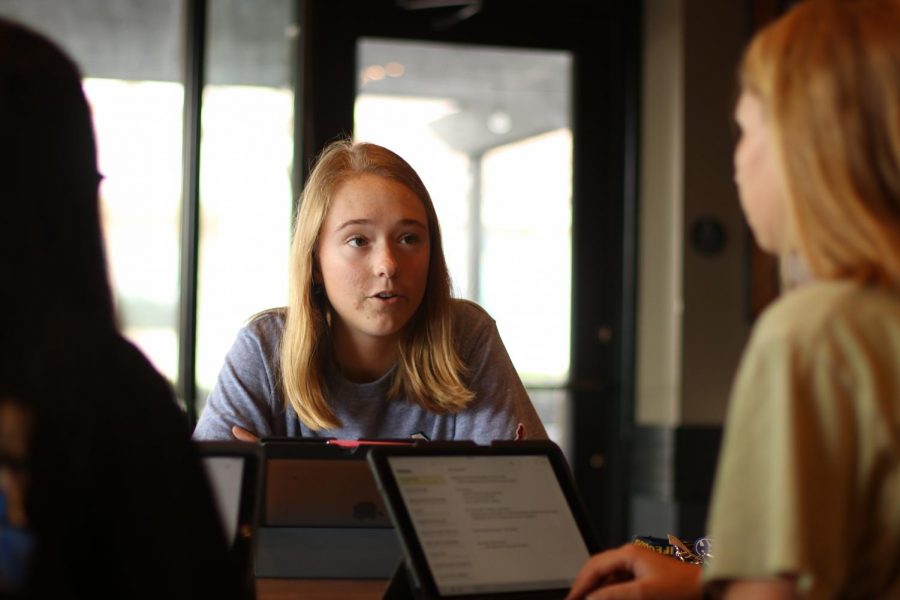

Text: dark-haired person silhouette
xmin=0 ymin=17 xmax=244 ymax=599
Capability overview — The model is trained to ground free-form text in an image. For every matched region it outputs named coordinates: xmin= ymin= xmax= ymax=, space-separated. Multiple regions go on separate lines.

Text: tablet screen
xmin=203 ymin=456 xmax=245 ymax=546
xmin=265 ymin=458 xmax=392 ymax=527
xmin=387 ymin=454 xmax=590 ymax=596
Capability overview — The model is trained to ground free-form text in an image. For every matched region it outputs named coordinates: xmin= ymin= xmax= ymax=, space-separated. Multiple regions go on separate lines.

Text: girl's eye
xmin=399 ymin=233 xmax=420 ymax=245
xmin=347 ymin=236 xmax=367 ymax=248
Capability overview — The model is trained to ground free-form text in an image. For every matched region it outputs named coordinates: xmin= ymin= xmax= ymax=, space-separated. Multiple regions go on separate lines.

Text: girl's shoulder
xmin=246 ymin=307 xmax=287 ymax=331
xmin=236 ymin=307 xmax=288 ymax=352
xmin=448 ymin=299 xmax=502 ymax=361
xmin=449 ymin=298 xmax=495 ymax=328
xmin=753 ymin=279 xmax=900 ymax=354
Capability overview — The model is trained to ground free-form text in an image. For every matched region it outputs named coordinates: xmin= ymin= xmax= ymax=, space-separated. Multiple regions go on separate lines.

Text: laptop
xmin=367 ymin=441 xmax=600 ymax=600
xmin=197 ymin=441 xmax=261 ymax=597
xmin=255 ymin=438 xmax=406 ymax=579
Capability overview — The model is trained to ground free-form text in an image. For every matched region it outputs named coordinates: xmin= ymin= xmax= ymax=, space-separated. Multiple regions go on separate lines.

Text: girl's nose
xmin=374 ymin=243 xmax=397 ymax=278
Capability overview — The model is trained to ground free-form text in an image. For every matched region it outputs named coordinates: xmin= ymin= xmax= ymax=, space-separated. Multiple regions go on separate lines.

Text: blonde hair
xmin=280 ymin=139 xmax=473 ymax=430
xmin=740 ymin=0 xmax=900 ymax=289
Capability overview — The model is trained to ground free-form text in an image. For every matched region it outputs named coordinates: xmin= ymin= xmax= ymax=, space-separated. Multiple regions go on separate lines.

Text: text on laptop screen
xmin=387 ymin=455 xmax=590 ymax=596
xmin=203 ymin=456 xmax=244 ymax=546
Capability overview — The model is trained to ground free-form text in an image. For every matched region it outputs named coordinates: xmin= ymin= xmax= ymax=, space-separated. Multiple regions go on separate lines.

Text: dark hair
xmin=0 ymin=22 xmax=243 ymax=598
xmin=0 ymin=18 xmax=114 ymax=326
xmin=0 ymin=18 xmax=115 ymax=400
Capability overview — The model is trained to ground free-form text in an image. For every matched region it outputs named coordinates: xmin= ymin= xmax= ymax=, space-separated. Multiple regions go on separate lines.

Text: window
xmin=196 ymin=0 xmax=296 ymax=408
xmin=2 ymin=0 xmax=296 ymax=418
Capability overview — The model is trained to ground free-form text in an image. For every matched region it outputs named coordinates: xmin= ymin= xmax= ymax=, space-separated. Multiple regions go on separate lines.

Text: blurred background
xmin=0 ymin=0 xmax=788 ymax=549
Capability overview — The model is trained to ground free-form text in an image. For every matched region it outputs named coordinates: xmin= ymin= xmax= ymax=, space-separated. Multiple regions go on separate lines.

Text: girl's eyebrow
xmin=398 ymin=219 xmax=427 ymax=230
xmin=335 ymin=218 xmax=427 ymax=232
xmin=335 ymin=218 xmax=371 ymax=231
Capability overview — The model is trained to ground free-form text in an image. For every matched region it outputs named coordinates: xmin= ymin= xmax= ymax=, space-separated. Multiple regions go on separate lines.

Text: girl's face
xmin=733 ymin=91 xmax=789 ymax=254
xmin=316 ymin=173 xmax=430 ymax=350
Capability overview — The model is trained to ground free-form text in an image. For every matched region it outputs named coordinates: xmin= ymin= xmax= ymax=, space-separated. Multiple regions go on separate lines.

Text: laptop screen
xmin=386 ymin=453 xmax=591 ymax=596
xmin=202 ymin=455 xmax=245 ymax=546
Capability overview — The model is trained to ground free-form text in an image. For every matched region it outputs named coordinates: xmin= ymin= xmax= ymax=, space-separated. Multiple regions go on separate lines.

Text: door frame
xmin=296 ymin=0 xmax=641 ymax=548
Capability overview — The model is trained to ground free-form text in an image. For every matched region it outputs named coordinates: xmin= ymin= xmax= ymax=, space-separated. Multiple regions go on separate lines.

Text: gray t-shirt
xmin=193 ymin=299 xmax=547 ymax=444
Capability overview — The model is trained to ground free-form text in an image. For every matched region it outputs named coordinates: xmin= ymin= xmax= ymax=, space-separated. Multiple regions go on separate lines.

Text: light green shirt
xmin=704 ymin=280 xmax=900 ymax=598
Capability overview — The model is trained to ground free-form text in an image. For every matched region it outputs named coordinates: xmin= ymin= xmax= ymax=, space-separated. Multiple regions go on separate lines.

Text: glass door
xmin=354 ymin=39 xmax=573 ymax=446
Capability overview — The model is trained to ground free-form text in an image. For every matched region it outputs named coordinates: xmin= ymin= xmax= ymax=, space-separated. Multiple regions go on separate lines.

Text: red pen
xmin=326 ymin=439 xmax=414 ymax=449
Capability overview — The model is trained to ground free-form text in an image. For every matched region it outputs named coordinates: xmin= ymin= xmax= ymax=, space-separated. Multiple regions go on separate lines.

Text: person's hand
xmin=231 ymin=425 xmax=260 ymax=443
xmin=566 ymin=544 xmax=704 ymax=600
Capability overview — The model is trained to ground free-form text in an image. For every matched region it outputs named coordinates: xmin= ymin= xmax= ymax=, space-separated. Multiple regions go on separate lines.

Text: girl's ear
xmin=312 ymin=259 xmax=323 ymax=285
xmin=311 ymin=261 xmax=326 ymax=298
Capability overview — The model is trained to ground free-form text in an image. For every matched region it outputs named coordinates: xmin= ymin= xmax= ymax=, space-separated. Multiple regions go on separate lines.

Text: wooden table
xmin=256 ymin=578 xmax=388 ymax=600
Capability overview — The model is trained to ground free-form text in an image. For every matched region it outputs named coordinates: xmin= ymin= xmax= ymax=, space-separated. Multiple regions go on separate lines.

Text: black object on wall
xmin=629 ymin=426 xmax=723 ymax=541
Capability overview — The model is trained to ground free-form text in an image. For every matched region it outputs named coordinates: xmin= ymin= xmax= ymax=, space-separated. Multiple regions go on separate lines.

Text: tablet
xmin=368 ymin=441 xmax=599 ymax=600
xmin=261 ymin=438 xmax=404 ymax=527
xmin=197 ymin=440 xmax=261 ymax=549
xmin=197 ymin=441 xmax=261 ymax=597
xmin=255 ymin=438 xmax=406 ymax=578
